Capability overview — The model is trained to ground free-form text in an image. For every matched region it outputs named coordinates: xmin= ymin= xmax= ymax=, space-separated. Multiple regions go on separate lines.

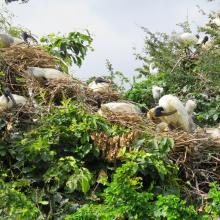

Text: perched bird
xmin=0 ymin=33 xmax=24 ymax=48
xmin=150 ymin=95 xmax=195 ymax=132
xmin=149 ymin=63 xmax=159 ymax=75
xmin=176 ymin=32 xmax=200 ymax=47
xmin=26 ymin=67 xmax=67 ymax=80
xmin=21 ymin=32 xmax=38 ymax=45
xmin=152 ymin=86 xmax=164 ymax=103
xmin=98 ymin=102 xmax=141 ymax=117
xmin=0 ymin=88 xmax=27 ymax=111
xmin=88 ymin=77 xmax=111 ymax=93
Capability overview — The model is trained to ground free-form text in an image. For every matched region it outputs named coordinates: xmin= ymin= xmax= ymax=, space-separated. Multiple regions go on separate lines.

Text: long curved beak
xmin=8 ymin=93 xmax=16 ymax=106
xmin=155 ymin=109 xmax=177 ymax=117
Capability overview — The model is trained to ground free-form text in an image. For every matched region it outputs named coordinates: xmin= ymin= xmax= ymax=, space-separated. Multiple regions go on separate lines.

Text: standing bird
xmin=88 ymin=77 xmax=111 ymax=93
xmin=149 ymin=63 xmax=159 ymax=75
xmin=0 ymin=88 xmax=27 ymax=112
xmin=21 ymin=32 xmax=38 ymax=45
xmin=0 ymin=33 xmax=24 ymax=48
xmin=152 ymin=86 xmax=164 ymax=104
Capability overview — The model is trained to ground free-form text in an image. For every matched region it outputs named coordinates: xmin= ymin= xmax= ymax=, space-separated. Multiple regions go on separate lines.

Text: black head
xmin=154 ymin=107 xmax=164 ymax=117
xmin=3 ymin=88 xmax=16 ymax=105
xmin=202 ymin=36 xmax=209 ymax=44
xmin=154 ymin=106 xmax=177 ymax=117
xmin=21 ymin=32 xmax=29 ymax=41
xmin=95 ymin=77 xmax=110 ymax=84
xmin=95 ymin=97 xmax=102 ymax=108
xmin=195 ymin=34 xmax=200 ymax=39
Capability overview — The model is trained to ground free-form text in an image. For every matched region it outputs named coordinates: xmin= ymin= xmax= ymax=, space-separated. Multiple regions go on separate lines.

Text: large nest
xmin=95 ymin=110 xmax=220 ymax=204
xmin=0 ymin=44 xmax=120 ymax=105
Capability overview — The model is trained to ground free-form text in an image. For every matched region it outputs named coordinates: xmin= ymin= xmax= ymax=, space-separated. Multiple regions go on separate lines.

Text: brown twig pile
xmin=91 ymin=130 xmax=139 ymax=162
xmin=166 ymin=130 xmax=220 ymax=203
xmin=0 ymin=44 xmax=57 ymax=73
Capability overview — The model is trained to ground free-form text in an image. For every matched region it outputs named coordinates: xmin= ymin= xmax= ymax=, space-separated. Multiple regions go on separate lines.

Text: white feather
xmin=177 ymin=33 xmax=199 ymax=47
xmin=152 ymin=86 xmax=164 ymax=101
xmin=98 ymin=102 xmax=141 ymax=116
xmin=26 ymin=67 xmax=67 ymax=80
xmin=185 ymin=100 xmax=197 ymax=116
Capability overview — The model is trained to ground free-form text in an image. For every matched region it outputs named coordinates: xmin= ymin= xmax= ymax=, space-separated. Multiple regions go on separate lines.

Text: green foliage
xmin=205 ymin=183 xmax=220 ymax=218
xmin=0 ymin=179 xmax=40 ymax=220
xmin=154 ymin=195 xmax=198 ymax=220
xmin=43 ymin=156 xmax=93 ymax=193
xmin=40 ymin=31 xmax=93 ymax=69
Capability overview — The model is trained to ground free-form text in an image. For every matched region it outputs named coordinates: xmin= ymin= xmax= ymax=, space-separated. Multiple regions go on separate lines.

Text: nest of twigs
xmin=166 ymin=130 xmax=220 ymax=204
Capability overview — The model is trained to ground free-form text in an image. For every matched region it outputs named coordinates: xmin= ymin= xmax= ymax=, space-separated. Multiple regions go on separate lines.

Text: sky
xmin=2 ymin=0 xmax=220 ymax=81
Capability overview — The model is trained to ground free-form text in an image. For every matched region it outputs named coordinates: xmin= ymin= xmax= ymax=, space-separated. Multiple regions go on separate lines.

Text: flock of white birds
xmin=0 ymin=12 xmax=219 ymax=139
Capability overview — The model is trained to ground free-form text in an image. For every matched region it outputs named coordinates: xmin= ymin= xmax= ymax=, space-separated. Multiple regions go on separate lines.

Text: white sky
xmin=3 ymin=0 xmax=220 ymax=80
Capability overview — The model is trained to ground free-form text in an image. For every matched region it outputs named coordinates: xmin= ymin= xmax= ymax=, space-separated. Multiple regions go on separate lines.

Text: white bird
xmin=152 ymin=95 xmax=194 ymax=132
xmin=0 ymin=88 xmax=27 ymax=112
xmin=26 ymin=67 xmax=68 ymax=80
xmin=149 ymin=63 xmax=159 ymax=75
xmin=177 ymin=33 xmax=199 ymax=47
xmin=88 ymin=77 xmax=111 ymax=93
xmin=98 ymin=102 xmax=141 ymax=117
xmin=0 ymin=33 xmax=24 ymax=48
xmin=152 ymin=86 xmax=164 ymax=103
xmin=185 ymin=100 xmax=197 ymax=116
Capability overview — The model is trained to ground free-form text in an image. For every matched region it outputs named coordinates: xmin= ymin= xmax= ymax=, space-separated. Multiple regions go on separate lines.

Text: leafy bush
xmin=0 ymin=179 xmax=40 ymax=220
xmin=40 ymin=31 xmax=93 ymax=69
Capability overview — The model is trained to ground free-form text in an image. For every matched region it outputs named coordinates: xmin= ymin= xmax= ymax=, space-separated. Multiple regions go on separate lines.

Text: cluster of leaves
xmin=40 ymin=31 xmax=93 ymax=70
xmin=67 ymin=145 xmax=220 ymax=220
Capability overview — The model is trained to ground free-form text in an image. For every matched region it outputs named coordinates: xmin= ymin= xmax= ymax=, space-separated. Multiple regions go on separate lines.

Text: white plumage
xmin=0 ymin=33 xmax=23 ymax=48
xmin=0 ymin=94 xmax=27 ymax=111
xmin=26 ymin=67 xmax=67 ymax=80
xmin=152 ymin=86 xmax=164 ymax=102
xmin=88 ymin=81 xmax=110 ymax=93
xmin=149 ymin=63 xmax=159 ymax=75
xmin=177 ymin=32 xmax=199 ymax=47
xmin=156 ymin=95 xmax=194 ymax=132
xmin=185 ymin=100 xmax=197 ymax=116
xmin=98 ymin=102 xmax=141 ymax=116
